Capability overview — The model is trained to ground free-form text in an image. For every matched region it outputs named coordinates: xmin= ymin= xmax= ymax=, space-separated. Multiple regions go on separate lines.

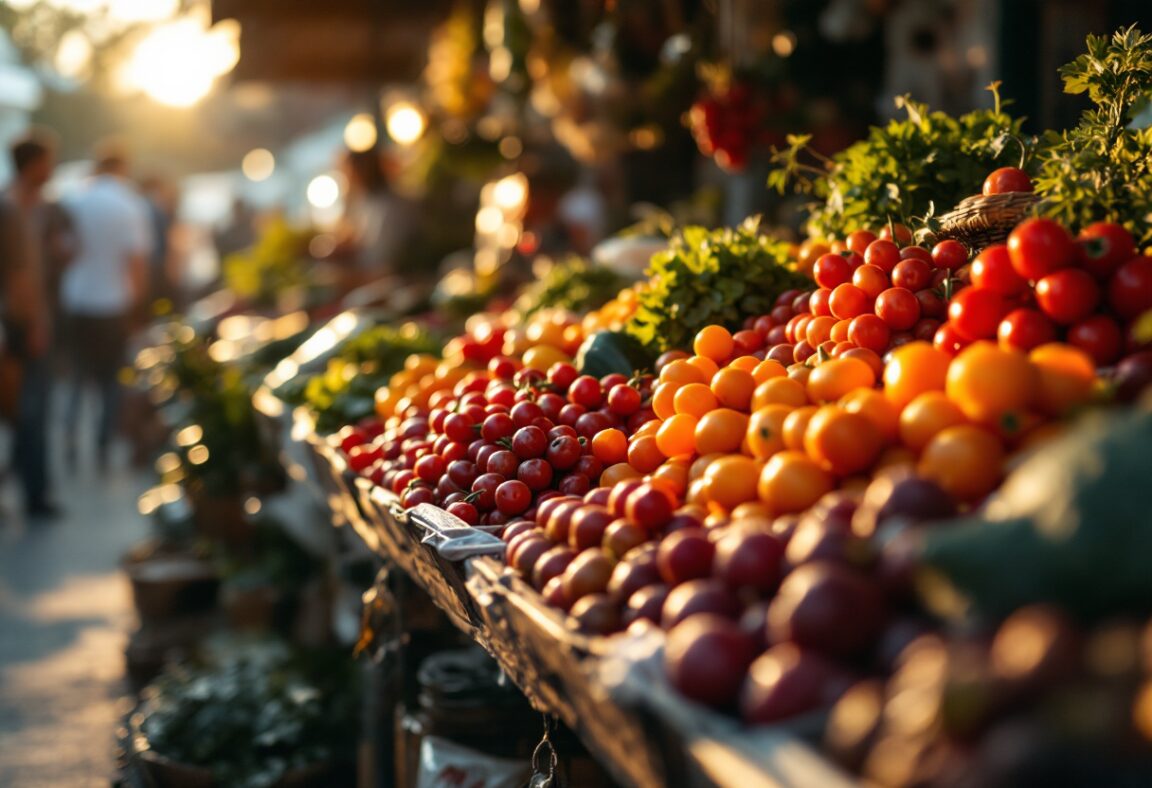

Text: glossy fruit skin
xmin=982 ymin=166 xmax=1033 ymax=195
xmin=997 ymin=308 xmax=1057 ymax=352
xmin=970 ymin=245 xmax=1027 ymax=295
xmin=945 ymin=341 xmax=1036 ymax=431
xmin=766 ymin=561 xmax=886 ymax=657
xmin=665 ymin=615 xmax=756 ymax=708
xmin=891 ymin=259 xmax=932 ymax=292
xmin=1077 ymin=221 xmax=1135 ymax=280
xmin=1035 ymin=268 xmax=1100 ymax=325
xmin=947 ymin=287 xmax=1008 ymax=341
xmin=657 ymin=528 xmax=715 ymax=585
xmin=561 ymin=548 xmax=614 ymax=601
xmin=714 ymin=530 xmax=785 ymax=592
xmin=829 ymin=284 xmax=870 ymax=320
xmin=661 ymin=578 xmax=742 ymax=629
xmin=918 ymin=424 xmax=1004 ymax=500
xmin=1066 ymin=315 xmax=1122 ymax=365
xmin=1108 ymin=256 xmax=1152 ymax=320
xmin=1029 ymin=343 xmax=1097 ymax=417
xmin=882 ymin=341 xmax=951 ymax=407
xmin=814 ymin=253 xmax=854 ymax=289
xmin=740 ymin=643 xmax=853 ymax=725
xmin=494 ymin=480 xmax=532 ymax=515
xmin=570 ymin=593 xmax=621 ymax=634
xmin=1007 ymin=218 xmax=1076 ymax=281
xmin=804 ymin=407 xmax=883 ymax=477
xmin=626 ymin=483 xmax=675 ymax=531
xmin=847 ymin=314 xmax=890 ymax=354
xmin=874 ymin=288 xmax=920 ymax=331
xmin=757 ymin=451 xmax=834 ymax=515
xmin=863 ymin=240 xmax=900 ymax=272
xmin=931 ymin=240 xmax=968 ymax=272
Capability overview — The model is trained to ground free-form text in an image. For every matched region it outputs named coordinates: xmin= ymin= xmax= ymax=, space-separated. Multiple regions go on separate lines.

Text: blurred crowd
xmin=0 ymin=130 xmax=179 ymax=522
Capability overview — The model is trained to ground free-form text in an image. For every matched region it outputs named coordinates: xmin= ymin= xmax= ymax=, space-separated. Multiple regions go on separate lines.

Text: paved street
xmin=0 ymin=438 xmax=148 ymax=787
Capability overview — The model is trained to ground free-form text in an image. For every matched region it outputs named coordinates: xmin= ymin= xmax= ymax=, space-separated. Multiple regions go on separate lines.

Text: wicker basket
xmin=936 ymin=191 xmax=1040 ymax=252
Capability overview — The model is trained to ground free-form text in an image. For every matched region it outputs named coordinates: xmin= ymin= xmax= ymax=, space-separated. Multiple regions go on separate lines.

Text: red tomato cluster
xmin=939 ymin=218 xmax=1152 ymax=365
xmin=769 ymin=230 xmax=956 ymax=369
xmin=337 ymin=359 xmax=657 ymax=527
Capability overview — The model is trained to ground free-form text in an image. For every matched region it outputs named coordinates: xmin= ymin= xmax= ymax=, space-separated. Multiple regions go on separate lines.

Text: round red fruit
xmin=1007 ymin=218 xmax=1076 ymax=281
xmin=1078 ymin=222 xmax=1136 ymax=280
xmin=930 ymin=240 xmax=968 ymax=271
xmin=626 ymin=483 xmax=675 ymax=531
xmin=814 ymin=254 xmax=853 ymax=289
xmin=997 ymin=308 xmax=1057 ymax=352
xmin=1108 ymin=257 xmax=1152 ymax=321
xmin=874 ymin=287 xmax=921 ymax=331
xmin=947 ymin=287 xmax=1008 ymax=340
xmin=1067 ymin=315 xmax=1122 ymax=366
xmin=1035 ymin=268 xmax=1100 ymax=325
xmin=982 ymin=166 xmax=1033 ymax=195
xmin=970 ymin=245 xmax=1027 ymax=295
xmin=863 ymin=239 xmax=900 ymax=272
xmin=891 ymin=258 xmax=932 ymax=292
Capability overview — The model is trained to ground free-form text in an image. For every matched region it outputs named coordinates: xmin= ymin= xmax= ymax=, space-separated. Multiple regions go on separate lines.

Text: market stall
xmin=110 ymin=12 xmax=1152 ymax=788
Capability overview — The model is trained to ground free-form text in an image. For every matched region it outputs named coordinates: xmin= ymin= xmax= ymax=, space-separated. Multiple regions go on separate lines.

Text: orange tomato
xmin=601 ymin=462 xmax=642 ymax=487
xmin=694 ymin=408 xmax=749 ymax=455
xmin=686 ymin=477 xmax=710 ymax=506
xmin=830 ymin=319 xmax=851 ymax=344
xmin=650 ymin=461 xmax=690 ymax=498
xmin=782 ymin=405 xmax=818 ymax=451
xmin=787 ymin=363 xmax=813 ymax=385
xmin=804 ymin=406 xmax=884 ymax=476
xmin=840 ymin=388 xmax=900 ymax=442
xmin=689 ymin=453 xmax=725 ymax=481
xmin=660 ymin=359 xmax=707 ymax=385
xmin=673 ymin=383 xmax=719 ymax=418
xmin=842 ymin=346 xmax=884 ymax=378
xmin=883 ymin=341 xmax=951 ymax=407
xmin=805 ymin=315 xmax=837 ymax=347
xmin=806 ymin=356 xmax=877 ymax=403
xmin=695 ymin=325 xmax=735 ymax=363
xmin=711 ymin=367 xmax=756 ymax=411
xmin=704 ymin=455 xmax=761 ymax=510
xmin=687 ymin=355 xmax=721 ymax=381
xmin=945 ymin=342 xmax=1037 ymax=434
xmin=591 ymin=428 xmax=628 ymax=465
xmin=918 ymin=424 xmax=1004 ymax=501
xmin=752 ymin=359 xmax=788 ymax=384
xmin=730 ymin=501 xmax=774 ymax=522
xmin=627 ymin=434 xmax=665 ymax=474
xmin=745 ymin=404 xmax=793 ymax=460
xmin=757 ymin=451 xmax=834 ymax=514
xmin=652 ymin=382 xmax=681 ymax=419
xmin=752 ymin=377 xmax=809 ymax=410
xmin=656 ymin=413 xmax=698 ymax=457
xmin=898 ymin=391 xmax=967 ymax=452
xmin=728 ymin=355 xmax=761 ymax=373
xmin=1028 ymin=343 xmax=1097 ymax=417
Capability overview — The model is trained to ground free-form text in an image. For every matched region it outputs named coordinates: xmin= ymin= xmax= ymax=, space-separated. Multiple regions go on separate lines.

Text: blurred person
xmin=61 ymin=140 xmax=152 ymax=469
xmin=0 ymin=129 xmax=70 ymax=519
xmin=330 ymin=147 xmax=414 ymax=288
xmin=213 ymin=196 xmax=255 ymax=261
xmin=139 ymin=175 xmax=180 ymax=314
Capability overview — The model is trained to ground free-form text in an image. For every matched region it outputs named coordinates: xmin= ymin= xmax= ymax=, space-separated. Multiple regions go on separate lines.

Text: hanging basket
xmin=936 ymin=191 xmax=1040 ymax=252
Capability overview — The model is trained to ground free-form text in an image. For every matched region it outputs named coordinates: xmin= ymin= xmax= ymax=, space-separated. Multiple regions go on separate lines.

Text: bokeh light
xmin=307 ymin=174 xmax=341 ymax=209
xmin=344 ymin=113 xmax=379 ymax=152
xmin=385 ymin=102 xmax=427 ymax=146
xmin=241 ymin=148 xmax=276 ymax=182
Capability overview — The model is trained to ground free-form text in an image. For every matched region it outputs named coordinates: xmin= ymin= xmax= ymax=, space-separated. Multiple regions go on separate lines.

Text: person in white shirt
xmin=61 ymin=142 xmax=152 ymax=468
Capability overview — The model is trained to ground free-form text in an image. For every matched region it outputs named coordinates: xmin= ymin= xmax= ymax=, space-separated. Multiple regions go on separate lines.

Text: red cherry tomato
xmin=852 ymin=264 xmax=889 ymax=299
xmin=1035 ymin=268 xmax=1100 ymax=325
xmin=970 ymin=244 xmax=1027 ymax=295
xmin=1067 ymin=314 xmax=1122 ymax=366
xmin=982 ymin=167 xmax=1033 ymax=195
xmin=809 ymin=287 xmax=833 ymax=317
xmin=891 ymin=258 xmax=933 ymax=291
xmin=864 ymin=239 xmax=901 ymax=272
xmin=848 ymin=313 xmax=891 ymax=354
xmin=1108 ymin=257 xmax=1152 ymax=321
xmin=878 ymin=223 xmax=913 ymax=245
xmin=933 ymin=322 xmax=968 ymax=355
xmin=900 ymin=246 xmax=933 ymax=264
xmin=1007 ymin=218 xmax=1076 ymax=281
xmin=874 ymin=287 xmax=921 ymax=331
xmin=829 ymin=284 xmax=870 ymax=320
xmin=847 ymin=230 xmax=878 ymax=255
xmin=997 ymin=308 xmax=1057 ymax=352
xmin=915 ymin=288 xmax=947 ymax=320
xmin=947 ymin=287 xmax=1009 ymax=341
xmin=1077 ymin=222 xmax=1136 ymax=281
xmin=930 ymin=240 xmax=968 ymax=271
xmin=813 ymin=253 xmax=853 ymax=289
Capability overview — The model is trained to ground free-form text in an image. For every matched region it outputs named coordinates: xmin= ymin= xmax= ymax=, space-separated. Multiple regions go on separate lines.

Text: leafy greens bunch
xmin=1035 ymin=26 xmax=1152 ymax=245
xmin=625 ymin=218 xmax=807 ymax=353
xmin=769 ymin=91 xmax=1030 ymax=239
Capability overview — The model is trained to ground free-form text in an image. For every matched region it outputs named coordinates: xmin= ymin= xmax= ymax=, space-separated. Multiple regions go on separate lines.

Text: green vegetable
xmin=514 ymin=257 xmax=628 ymax=321
xmin=575 ymin=330 xmax=656 ymax=378
xmin=769 ymin=89 xmax=1030 ymax=238
xmin=625 ymin=218 xmax=808 ymax=353
xmin=1035 ymin=26 xmax=1152 ymax=245
xmin=223 ymin=218 xmax=314 ymax=307
xmin=919 ymin=403 xmax=1152 ymax=622
xmin=274 ymin=323 xmax=439 ymax=433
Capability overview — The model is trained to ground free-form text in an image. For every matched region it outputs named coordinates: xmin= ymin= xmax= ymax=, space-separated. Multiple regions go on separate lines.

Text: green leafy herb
xmin=1035 ymin=26 xmax=1152 ymax=244
xmin=513 ymin=257 xmax=628 ymax=320
xmin=625 ymin=218 xmax=807 ymax=353
xmin=770 ymin=90 xmax=1031 ymax=238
